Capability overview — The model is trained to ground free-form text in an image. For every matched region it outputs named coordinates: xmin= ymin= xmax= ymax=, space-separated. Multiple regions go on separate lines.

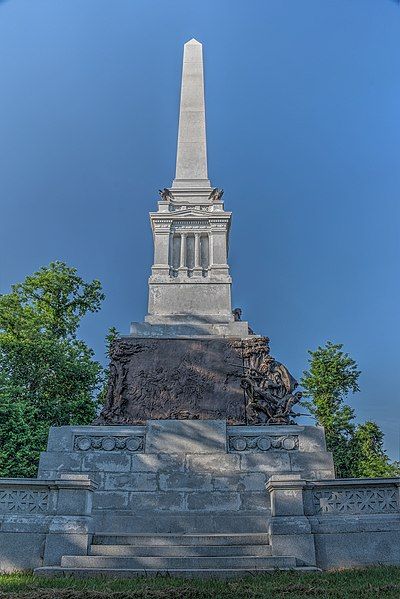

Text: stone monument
xmin=1 ymin=39 xmax=400 ymax=578
xmin=134 ymin=38 xmax=245 ymax=338
xmin=97 ymin=38 xmax=302 ymax=428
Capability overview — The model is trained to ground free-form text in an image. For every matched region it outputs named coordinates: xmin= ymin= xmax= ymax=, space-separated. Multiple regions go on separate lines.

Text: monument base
xmin=37 ymin=421 xmax=334 ymax=535
xmin=1 ymin=420 xmax=400 ymax=576
xmin=32 ymin=420 xmax=330 ymax=575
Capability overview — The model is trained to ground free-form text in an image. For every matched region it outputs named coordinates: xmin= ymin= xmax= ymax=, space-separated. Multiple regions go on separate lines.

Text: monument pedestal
xmin=37 ymin=420 xmax=334 ymax=536
xmin=2 ymin=421 xmax=400 ymax=576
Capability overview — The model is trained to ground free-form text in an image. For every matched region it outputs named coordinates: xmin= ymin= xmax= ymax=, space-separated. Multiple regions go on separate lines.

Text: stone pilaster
xmin=266 ymin=475 xmax=317 ymax=567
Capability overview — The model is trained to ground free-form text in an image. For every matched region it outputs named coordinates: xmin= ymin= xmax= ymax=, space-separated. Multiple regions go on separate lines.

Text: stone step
xmin=60 ymin=555 xmax=297 ymax=570
xmin=94 ymin=511 xmax=270 ymax=534
xmin=89 ymin=544 xmax=272 ymax=557
xmin=92 ymin=490 xmax=270 ymax=512
xmin=35 ymin=566 xmax=321 ymax=579
xmin=93 ymin=532 xmax=270 ymax=546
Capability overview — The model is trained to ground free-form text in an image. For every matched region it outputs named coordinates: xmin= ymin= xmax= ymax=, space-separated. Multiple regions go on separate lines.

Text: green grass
xmin=1 ymin=568 xmax=400 ymax=599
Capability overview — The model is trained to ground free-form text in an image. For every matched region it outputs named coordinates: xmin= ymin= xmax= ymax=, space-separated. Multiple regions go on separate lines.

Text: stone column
xmin=266 ymin=474 xmax=316 ymax=567
xmin=193 ymin=232 xmax=202 ymax=276
xmin=179 ymin=233 xmax=187 ymax=273
xmin=168 ymin=233 xmax=174 ymax=272
xmin=194 ymin=233 xmax=200 ymax=266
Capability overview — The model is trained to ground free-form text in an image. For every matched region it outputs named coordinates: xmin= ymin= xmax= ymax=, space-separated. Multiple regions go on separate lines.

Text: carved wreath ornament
xmin=74 ymin=435 xmax=144 ymax=452
xmin=228 ymin=434 xmax=299 ymax=453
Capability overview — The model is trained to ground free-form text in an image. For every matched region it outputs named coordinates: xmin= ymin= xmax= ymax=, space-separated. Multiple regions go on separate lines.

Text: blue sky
xmin=1 ymin=0 xmax=399 ymax=458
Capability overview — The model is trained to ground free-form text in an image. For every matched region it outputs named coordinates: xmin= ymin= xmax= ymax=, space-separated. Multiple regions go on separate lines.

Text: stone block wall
xmin=37 ymin=421 xmax=334 ymax=534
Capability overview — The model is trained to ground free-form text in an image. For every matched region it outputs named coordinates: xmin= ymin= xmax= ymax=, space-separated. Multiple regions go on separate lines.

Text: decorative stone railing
xmin=0 ymin=483 xmax=51 ymax=514
xmin=0 ymin=475 xmax=97 ymax=571
xmin=266 ymin=475 xmax=400 ymax=569
xmin=0 ymin=476 xmax=96 ymax=515
xmin=304 ymin=478 xmax=400 ymax=517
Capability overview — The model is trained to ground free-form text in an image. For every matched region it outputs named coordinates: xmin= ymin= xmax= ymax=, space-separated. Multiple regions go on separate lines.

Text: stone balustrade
xmin=304 ymin=477 xmax=400 ymax=517
xmin=0 ymin=475 xmax=97 ymax=572
xmin=266 ymin=475 xmax=400 ymax=569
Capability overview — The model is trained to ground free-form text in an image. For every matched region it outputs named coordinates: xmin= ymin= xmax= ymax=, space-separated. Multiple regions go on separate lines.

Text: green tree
xmin=0 ymin=262 xmax=105 ymax=477
xmin=301 ymin=342 xmax=397 ymax=478
xmin=352 ymin=421 xmax=399 ymax=478
xmin=301 ymin=342 xmax=360 ymax=477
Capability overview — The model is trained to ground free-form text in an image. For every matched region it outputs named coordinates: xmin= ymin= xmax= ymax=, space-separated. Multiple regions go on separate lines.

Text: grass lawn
xmin=0 ymin=567 xmax=400 ymax=599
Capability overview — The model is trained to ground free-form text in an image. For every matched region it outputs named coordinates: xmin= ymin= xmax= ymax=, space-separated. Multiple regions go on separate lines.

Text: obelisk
xmin=172 ymin=38 xmax=210 ymax=191
xmin=130 ymin=39 xmax=249 ymax=337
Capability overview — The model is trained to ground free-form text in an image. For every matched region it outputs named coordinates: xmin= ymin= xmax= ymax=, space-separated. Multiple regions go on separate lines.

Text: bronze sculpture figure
xmin=240 ymin=337 xmax=302 ymax=425
xmin=208 ymin=188 xmax=224 ymax=202
xmin=158 ymin=188 xmax=174 ymax=202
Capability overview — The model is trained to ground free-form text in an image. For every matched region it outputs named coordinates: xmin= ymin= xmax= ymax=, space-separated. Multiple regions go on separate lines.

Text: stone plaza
xmin=1 ymin=39 xmax=400 ymax=577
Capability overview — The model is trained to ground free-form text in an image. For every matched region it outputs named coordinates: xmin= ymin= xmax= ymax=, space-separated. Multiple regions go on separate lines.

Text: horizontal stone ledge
xmin=305 ymin=477 xmax=400 ymax=489
xmin=308 ymin=514 xmax=400 ymax=534
xmin=0 ymin=477 xmax=97 ymax=491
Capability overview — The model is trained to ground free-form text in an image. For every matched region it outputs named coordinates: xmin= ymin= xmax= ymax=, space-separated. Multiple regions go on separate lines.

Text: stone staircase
xmin=35 ymin=532 xmax=317 ymax=578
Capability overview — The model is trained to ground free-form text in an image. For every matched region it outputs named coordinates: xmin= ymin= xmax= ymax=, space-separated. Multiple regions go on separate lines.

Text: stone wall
xmin=37 ymin=421 xmax=333 ymax=534
xmin=0 ymin=477 xmax=96 ymax=572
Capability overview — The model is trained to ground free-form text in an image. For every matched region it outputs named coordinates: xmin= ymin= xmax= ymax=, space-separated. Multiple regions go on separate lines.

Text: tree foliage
xmin=352 ymin=421 xmax=399 ymax=478
xmin=301 ymin=342 xmax=397 ymax=478
xmin=0 ymin=262 xmax=105 ymax=477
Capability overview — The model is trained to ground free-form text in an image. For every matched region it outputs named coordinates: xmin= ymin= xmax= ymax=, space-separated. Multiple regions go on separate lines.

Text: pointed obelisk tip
xmin=185 ymin=38 xmax=202 ymax=46
xmin=173 ymin=35 xmax=209 ymax=187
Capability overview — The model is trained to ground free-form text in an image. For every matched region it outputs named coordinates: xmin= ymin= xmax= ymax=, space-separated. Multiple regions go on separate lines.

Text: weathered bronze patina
xmin=239 ymin=336 xmax=302 ymax=425
xmin=97 ymin=335 xmax=300 ymax=426
xmin=96 ymin=337 xmax=246 ymax=425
